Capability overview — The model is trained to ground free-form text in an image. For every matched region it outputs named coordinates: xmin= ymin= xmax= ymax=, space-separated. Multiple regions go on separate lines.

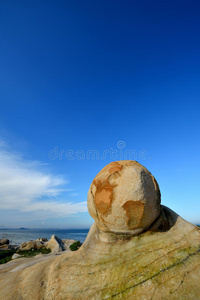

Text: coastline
xmin=0 ymin=228 xmax=89 ymax=245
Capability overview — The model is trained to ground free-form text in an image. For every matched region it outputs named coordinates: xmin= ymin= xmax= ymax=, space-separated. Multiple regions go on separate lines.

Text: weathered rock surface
xmin=0 ymin=161 xmax=200 ymax=300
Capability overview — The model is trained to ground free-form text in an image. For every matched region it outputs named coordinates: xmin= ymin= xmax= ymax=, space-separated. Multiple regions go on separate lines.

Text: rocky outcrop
xmin=0 ymin=161 xmax=200 ymax=300
xmin=19 ymin=236 xmax=76 ymax=253
xmin=20 ymin=240 xmax=46 ymax=251
xmin=20 ymin=235 xmax=76 ymax=253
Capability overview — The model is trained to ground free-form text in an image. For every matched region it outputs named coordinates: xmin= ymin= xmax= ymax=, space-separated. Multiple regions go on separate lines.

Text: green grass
xmin=69 ymin=241 xmax=82 ymax=251
xmin=16 ymin=247 xmax=51 ymax=257
xmin=0 ymin=247 xmax=51 ymax=265
xmin=0 ymin=250 xmax=16 ymax=264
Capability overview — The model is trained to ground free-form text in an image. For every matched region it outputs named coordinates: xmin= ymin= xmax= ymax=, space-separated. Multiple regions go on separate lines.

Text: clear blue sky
xmin=0 ymin=0 xmax=199 ymax=228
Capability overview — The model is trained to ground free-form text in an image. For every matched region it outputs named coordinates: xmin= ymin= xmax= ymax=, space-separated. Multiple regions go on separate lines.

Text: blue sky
xmin=0 ymin=0 xmax=200 ymax=228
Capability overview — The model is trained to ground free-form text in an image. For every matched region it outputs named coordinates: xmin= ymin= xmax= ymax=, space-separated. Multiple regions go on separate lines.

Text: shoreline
xmin=0 ymin=228 xmax=89 ymax=245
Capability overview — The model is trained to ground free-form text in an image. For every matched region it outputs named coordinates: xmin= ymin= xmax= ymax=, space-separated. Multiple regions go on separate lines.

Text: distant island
xmin=19 ymin=228 xmax=30 ymax=230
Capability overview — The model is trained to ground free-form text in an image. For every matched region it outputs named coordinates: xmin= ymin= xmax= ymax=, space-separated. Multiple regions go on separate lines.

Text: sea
xmin=0 ymin=228 xmax=89 ymax=246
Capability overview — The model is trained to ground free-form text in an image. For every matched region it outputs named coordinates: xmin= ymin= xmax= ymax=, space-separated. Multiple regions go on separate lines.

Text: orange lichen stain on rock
xmin=122 ymin=201 xmax=144 ymax=229
xmin=108 ymin=163 xmax=122 ymax=174
xmin=108 ymin=172 xmax=121 ymax=187
xmin=92 ymin=162 xmax=122 ymax=216
xmin=93 ymin=180 xmax=113 ymax=215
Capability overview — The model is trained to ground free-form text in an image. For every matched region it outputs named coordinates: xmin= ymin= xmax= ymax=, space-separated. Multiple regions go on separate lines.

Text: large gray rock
xmin=45 ymin=235 xmax=65 ymax=253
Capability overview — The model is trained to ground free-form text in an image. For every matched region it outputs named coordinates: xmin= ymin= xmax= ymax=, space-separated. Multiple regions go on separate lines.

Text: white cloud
xmin=0 ymin=143 xmax=87 ymax=220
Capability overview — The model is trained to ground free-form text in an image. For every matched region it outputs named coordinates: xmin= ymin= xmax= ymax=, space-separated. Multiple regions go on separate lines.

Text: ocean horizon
xmin=0 ymin=228 xmax=90 ymax=245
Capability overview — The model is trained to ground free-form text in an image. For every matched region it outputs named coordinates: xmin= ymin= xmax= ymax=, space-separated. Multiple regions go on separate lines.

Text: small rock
xmin=12 ymin=253 xmax=22 ymax=260
xmin=0 ymin=239 xmax=9 ymax=245
xmin=37 ymin=238 xmax=48 ymax=242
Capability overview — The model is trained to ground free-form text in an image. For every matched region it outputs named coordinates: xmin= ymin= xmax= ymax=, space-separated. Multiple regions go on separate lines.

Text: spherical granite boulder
xmin=87 ymin=160 xmax=161 ymax=235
